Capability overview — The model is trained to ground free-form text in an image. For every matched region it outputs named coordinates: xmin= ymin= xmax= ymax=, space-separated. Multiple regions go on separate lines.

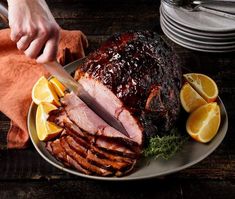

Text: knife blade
xmin=44 ymin=61 xmax=129 ymax=137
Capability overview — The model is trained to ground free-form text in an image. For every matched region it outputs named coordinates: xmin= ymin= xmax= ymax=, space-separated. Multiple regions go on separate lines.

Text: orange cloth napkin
xmin=0 ymin=28 xmax=88 ymax=149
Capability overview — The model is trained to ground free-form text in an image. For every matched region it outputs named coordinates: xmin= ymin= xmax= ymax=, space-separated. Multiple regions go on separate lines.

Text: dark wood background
xmin=0 ymin=0 xmax=235 ymax=198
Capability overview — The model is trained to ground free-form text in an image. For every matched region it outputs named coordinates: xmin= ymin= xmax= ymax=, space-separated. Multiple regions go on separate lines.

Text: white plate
xmin=161 ymin=17 xmax=235 ymax=48
xmin=162 ymin=1 xmax=235 ymax=33
xmin=161 ymin=21 xmax=235 ymax=52
xmin=160 ymin=6 xmax=235 ymax=41
xmin=28 ymin=59 xmax=229 ymax=181
xmin=161 ymin=16 xmax=235 ymax=46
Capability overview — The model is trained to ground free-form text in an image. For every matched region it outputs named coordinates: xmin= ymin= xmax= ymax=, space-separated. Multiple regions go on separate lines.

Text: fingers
xmin=9 ymin=19 xmax=60 ymax=62
xmin=10 ymin=25 xmax=38 ymax=52
xmin=24 ymin=35 xmax=49 ymax=59
xmin=36 ymin=36 xmax=59 ymax=63
xmin=17 ymin=35 xmax=34 ymax=51
xmin=20 ymin=25 xmax=60 ymax=62
xmin=17 ymin=27 xmax=38 ymax=51
xmin=10 ymin=25 xmax=37 ymax=42
xmin=10 ymin=28 xmax=24 ymax=43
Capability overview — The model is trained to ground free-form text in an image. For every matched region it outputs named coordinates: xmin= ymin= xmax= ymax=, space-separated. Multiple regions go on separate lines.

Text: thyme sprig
xmin=143 ymin=129 xmax=187 ymax=160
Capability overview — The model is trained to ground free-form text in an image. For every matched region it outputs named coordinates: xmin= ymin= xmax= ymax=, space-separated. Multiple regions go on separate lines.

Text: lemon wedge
xmin=186 ymin=102 xmax=221 ymax=143
xmin=32 ymin=76 xmax=60 ymax=106
xmin=36 ymin=102 xmax=63 ymax=141
xmin=183 ymin=73 xmax=218 ymax=103
xmin=49 ymin=77 xmax=66 ymax=97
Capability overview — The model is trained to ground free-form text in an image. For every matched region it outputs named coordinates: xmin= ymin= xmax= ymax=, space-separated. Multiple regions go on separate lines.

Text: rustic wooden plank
xmin=56 ymin=18 xmax=160 ymax=36
xmin=0 ymin=112 xmax=9 ymax=121
xmin=181 ymin=180 xmax=235 ymax=199
xmin=0 ymin=135 xmax=234 ymax=181
xmin=0 ymin=1 xmax=234 ymax=193
xmin=0 ymin=178 xmax=180 ymax=199
xmin=0 ymin=149 xmax=73 ymax=180
xmin=0 ymin=113 xmax=9 ymax=149
xmin=0 ymin=178 xmax=235 ymax=199
xmin=47 ymin=0 xmax=160 ymax=34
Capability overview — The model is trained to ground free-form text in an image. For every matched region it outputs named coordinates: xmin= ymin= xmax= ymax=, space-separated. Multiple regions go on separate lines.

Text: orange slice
xmin=180 ymin=82 xmax=207 ymax=113
xmin=32 ymin=76 xmax=60 ymax=106
xmin=186 ymin=102 xmax=221 ymax=143
xmin=49 ymin=77 xmax=66 ymax=97
xmin=183 ymin=73 xmax=218 ymax=102
xmin=36 ymin=102 xmax=63 ymax=141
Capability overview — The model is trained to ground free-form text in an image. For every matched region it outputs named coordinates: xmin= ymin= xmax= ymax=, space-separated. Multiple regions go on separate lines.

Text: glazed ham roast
xmin=46 ymin=31 xmax=182 ymax=177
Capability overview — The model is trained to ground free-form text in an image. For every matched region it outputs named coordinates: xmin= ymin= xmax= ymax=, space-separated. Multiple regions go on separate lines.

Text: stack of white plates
xmin=160 ymin=1 xmax=235 ymax=52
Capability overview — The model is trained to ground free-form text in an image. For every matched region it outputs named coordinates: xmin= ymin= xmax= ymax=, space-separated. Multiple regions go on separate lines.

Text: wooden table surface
xmin=0 ymin=0 xmax=235 ymax=198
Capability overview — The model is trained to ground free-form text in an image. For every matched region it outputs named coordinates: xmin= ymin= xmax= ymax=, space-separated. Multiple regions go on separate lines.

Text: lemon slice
xmin=183 ymin=73 xmax=219 ymax=103
xmin=186 ymin=102 xmax=221 ymax=143
xmin=32 ymin=76 xmax=60 ymax=106
xmin=36 ymin=102 xmax=63 ymax=141
xmin=49 ymin=77 xmax=66 ymax=97
xmin=180 ymin=82 xmax=207 ymax=113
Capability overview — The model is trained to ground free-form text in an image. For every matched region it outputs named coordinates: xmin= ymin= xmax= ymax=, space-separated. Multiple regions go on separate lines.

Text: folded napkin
xmin=0 ymin=28 xmax=88 ymax=149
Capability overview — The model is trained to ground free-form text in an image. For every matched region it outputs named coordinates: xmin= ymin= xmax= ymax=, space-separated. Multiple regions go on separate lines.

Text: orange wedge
xmin=32 ymin=76 xmax=60 ymax=106
xmin=36 ymin=102 xmax=63 ymax=141
xmin=183 ymin=73 xmax=218 ymax=102
xmin=186 ymin=102 xmax=221 ymax=143
xmin=49 ymin=77 xmax=66 ymax=97
xmin=180 ymin=82 xmax=207 ymax=113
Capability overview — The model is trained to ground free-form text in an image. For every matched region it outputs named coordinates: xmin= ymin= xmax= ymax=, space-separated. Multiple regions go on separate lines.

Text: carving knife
xmin=44 ymin=61 xmax=129 ymax=137
xmin=0 ymin=2 xmax=129 ymax=137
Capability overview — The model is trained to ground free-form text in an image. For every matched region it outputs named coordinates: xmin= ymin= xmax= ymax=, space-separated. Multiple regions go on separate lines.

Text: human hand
xmin=7 ymin=0 xmax=60 ymax=63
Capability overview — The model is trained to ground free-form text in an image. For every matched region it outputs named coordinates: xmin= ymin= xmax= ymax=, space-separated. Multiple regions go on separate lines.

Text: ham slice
xmin=46 ymin=130 xmax=136 ymax=176
xmin=75 ymin=77 xmax=143 ymax=145
xmin=61 ymin=92 xmax=138 ymax=145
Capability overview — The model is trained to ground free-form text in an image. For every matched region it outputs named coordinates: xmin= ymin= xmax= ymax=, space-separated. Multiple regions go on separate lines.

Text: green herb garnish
xmin=143 ymin=129 xmax=187 ymax=160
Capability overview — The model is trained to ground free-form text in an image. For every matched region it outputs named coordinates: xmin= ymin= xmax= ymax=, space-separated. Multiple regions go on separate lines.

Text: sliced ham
xmin=66 ymin=136 xmax=129 ymax=171
xmin=90 ymin=146 xmax=133 ymax=164
xmin=46 ymin=129 xmax=137 ymax=176
xmin=46 ymin=138 xmax=91 ymax=175
xmin=60 ymin=137 xmax=112 ymax=176
xmin=95 ymin=137 xmax=137 ymax=158
xmin=61 ymin=92 xmax=137 ymax=145
xmin=86 ymin=150 xmax=130 ymax=171
xmin=75 ymin=76 xmax=143 ymax=145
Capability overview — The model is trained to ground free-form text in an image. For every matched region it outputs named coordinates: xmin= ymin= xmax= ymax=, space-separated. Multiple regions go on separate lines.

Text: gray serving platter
xmin=27 ymin=59 xmax=228 ymax=181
